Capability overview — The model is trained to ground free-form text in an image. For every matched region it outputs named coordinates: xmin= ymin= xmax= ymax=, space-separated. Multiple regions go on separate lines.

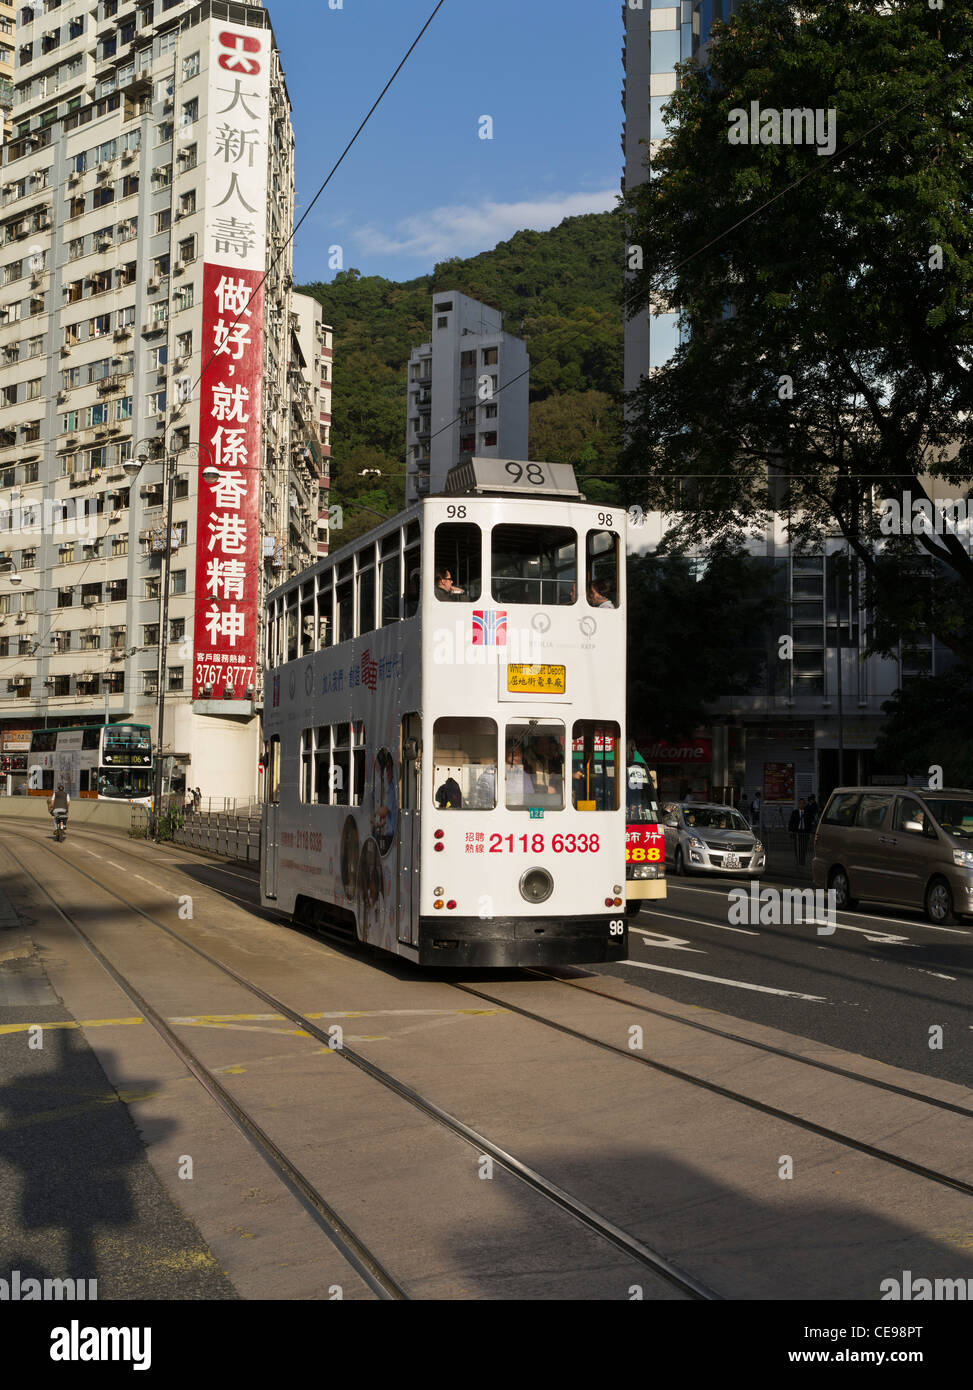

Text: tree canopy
xmin=622 ymin=0 xmax=973 ymax=661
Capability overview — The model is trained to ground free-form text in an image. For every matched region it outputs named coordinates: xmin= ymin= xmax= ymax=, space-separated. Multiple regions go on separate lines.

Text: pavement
xmin=1 ymin=820 xmax=971 ymax=1302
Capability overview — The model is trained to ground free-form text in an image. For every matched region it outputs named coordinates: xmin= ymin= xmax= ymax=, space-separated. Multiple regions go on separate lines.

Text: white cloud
xmin=353 ymin=189 xmax=619 ymax=264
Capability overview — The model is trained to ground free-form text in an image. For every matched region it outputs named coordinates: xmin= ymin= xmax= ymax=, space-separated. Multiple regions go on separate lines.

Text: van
xmin=812 ymin=786 xmax=973 ymax=925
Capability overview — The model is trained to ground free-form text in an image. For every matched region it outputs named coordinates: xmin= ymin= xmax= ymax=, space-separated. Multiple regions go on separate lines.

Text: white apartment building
xmin=0 ymin=0 xmax=14 ymax=142
xmin=291 ymin=289 xmax=332 ymax=558
xmin=405 ymin=290 xmax=528 ymax=504
xmin=0 ymin=0 xmax=313 ymax=802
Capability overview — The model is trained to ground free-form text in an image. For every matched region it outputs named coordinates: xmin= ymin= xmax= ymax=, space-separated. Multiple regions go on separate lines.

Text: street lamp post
xmin=126 ymin=436 xmax=213 ymax=836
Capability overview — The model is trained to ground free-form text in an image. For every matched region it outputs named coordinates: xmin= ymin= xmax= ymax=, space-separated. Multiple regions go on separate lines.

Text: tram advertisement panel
xmin=192 ymin=20 xmax=271 ymax=700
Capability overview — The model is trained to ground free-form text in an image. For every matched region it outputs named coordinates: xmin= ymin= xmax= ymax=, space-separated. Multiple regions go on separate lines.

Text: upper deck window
xmin=434 ymin=522 xmax=481 ymax=603
xmin=586 ymin=530 xmax=619 ymax=609
xmin=491 ymin=525 xmax=576 ymax=606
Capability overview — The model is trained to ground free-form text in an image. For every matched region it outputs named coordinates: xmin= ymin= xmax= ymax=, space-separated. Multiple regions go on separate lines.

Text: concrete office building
xmin=0 ymin=0 xmax=313 ymax=802
xmin=0 ymin=0 xmax=14 ymax=143
xmin=291 ymin=289 xmax=332 ymax=558
xmin=405 ymin=290 xmax=529 ymax=504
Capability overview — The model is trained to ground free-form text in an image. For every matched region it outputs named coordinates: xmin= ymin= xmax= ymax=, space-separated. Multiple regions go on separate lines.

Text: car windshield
xmin=681 ymin=807 xmax=749 ymax=832
xmin=626 ymin=765 xmax=660 ymax=822
xmin=924 ymin=799 xmax=973 ymax=839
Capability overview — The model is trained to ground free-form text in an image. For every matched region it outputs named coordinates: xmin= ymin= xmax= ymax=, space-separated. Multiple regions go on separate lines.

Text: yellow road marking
xmin=0 ymin=1006 xmax=506 ymax=1037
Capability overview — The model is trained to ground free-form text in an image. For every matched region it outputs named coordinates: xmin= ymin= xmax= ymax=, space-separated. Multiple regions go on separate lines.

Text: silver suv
xmin=812 ymin=786 xmax=973 ymax=925
xmin=663 ymin=802 xmax=766 ymax=877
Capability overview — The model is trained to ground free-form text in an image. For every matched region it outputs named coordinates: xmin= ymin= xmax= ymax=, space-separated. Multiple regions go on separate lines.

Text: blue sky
xmin=267 ymin=0 xmax=622 ymax=286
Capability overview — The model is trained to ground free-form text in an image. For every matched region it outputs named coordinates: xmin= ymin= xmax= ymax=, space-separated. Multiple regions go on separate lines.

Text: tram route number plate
xmin=507 ymin=663 xmax=566 ymax=694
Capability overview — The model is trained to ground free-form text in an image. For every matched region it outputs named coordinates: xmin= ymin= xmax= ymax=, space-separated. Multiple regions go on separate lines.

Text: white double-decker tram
xmin=262 ymin=459 xmax=629 ymax=967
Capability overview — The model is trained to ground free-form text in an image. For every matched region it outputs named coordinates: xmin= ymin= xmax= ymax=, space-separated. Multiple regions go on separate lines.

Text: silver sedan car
xmin=663 ymin=802 xmax=766 ymax=877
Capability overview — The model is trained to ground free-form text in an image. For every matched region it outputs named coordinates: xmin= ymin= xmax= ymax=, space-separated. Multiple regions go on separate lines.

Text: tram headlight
xmin=519 ymin=867 xmax=553 ymax=904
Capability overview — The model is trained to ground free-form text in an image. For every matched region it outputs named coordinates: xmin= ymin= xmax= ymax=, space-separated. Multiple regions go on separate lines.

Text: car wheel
xmin=829 ymin=867 xmax=858 ymax=911
xmin=925 ymin=877 xmax=957 ymax=926
xmin=675 ymin=846 xmax=688 ymax=876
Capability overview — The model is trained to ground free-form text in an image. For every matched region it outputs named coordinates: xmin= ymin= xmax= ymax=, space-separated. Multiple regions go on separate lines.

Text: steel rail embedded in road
xmin=447 ymin=980 xmax=973 ymax=1200
xmin=1 ymin=829 xmax=719 ymax=1302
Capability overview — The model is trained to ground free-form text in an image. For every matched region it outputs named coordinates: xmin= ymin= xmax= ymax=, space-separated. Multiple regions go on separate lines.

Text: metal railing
xmin=131 ymin=800 xmax=261 ymax=865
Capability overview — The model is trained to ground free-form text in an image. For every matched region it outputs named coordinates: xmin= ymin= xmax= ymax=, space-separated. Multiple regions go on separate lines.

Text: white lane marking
xmin=105 ymin=861 xmax=125 ymax=870
xmin=668 ymin=881 xmax=971 ymax=935
xmin=828 ymin=923 xmax=916 ymax=946
xmin=630 ymin=926 xmax=704 ymax=954
xmin=619 ymin=959 xmax=827 ymax=1001
xmin=642 ymin=908 xmax=759 ymax=937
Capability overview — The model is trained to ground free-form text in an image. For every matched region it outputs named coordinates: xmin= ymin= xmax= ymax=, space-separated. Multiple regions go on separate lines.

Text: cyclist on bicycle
xmin=49 ymin=783 xmax=70 ymax=837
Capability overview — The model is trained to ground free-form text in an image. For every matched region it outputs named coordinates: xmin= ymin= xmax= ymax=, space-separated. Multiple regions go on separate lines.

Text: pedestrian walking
xmin=789 ymin=799 xmax=811 ymax=866
xmin=806 ymin=793 xmax=819 ymax=831
xmin=193 ymin=787 xmax=201 ymax=813
xmin=184 ymin=788 xmax=194 ymax=815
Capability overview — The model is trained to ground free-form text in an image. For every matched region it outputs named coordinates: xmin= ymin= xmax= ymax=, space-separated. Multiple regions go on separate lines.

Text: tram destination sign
xmin=446 ymin=458 xmax=582 ymax=499
xmin=507 ymin=663 xmax=566 ymax=694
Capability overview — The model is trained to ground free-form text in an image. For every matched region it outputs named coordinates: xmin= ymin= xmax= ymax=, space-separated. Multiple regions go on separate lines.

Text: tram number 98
xmin=609 ymin=920 xmax=625 ymax=935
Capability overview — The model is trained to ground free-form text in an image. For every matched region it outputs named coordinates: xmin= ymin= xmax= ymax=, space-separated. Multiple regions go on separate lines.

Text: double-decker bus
xmin=261 ymin=459 xmax=630 ymax=967
xmin=28 ymin=723 xmax=153 ymax=802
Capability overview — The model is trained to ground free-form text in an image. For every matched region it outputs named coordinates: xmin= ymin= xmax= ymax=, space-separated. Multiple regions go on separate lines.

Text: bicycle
xmin=53 ymin=815 xmax=67 ymax=842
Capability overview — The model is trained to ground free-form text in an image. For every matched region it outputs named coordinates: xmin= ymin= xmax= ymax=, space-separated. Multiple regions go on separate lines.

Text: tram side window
xmin=300 ymin=581 xmax=315 ymax=657
xmin=357 ymin=552 xmax=376 ymax=636
xmin=381 ymin=533 xmax=401 ymax=625
xmin=353 ymin=721 xmax=366 ymax=804
xmin=572 ymin=721 xmax=620 ymax=811
xmin=432 ymin=717 xmax=497 ymax=810
xmin=434 ymin=522 xmax=481 ymax=602
xmin=286 ymin=595 xmax=299 ymax=663
xmin=82 ymin=728 xmax=101 ymax=750
xmin=504 ymin=721 xmax=565 ymax=811
xmin=330 ymin=722 xmax=349 ymax=806
xmin=270 ymin=601 xmax=282 ymax=666
xmin=317 ymin=572 xmax=333 ymax=649
xmin=336 ymin=562 xmax=354 ymax=645
xmin=404 ymin=545 xmax=420 ymax=618
xmin=491 ymin=525 xmax=576 ymax=605
xmin=586 ymin=531 xmax=619 ymax=609
xmin=265 ymin=736 xmax=280 ymax=805
xmin=300 ymin=730 xmax=314 ymax=804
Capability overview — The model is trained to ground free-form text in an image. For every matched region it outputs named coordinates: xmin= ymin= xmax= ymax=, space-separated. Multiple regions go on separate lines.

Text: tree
xmin=627 ymin=546 xmax=774 ymax=738
xmin=622 ymin=1 xmax=973 ymax=661
xmin=873 ymin=668 xmax=973 ymax=788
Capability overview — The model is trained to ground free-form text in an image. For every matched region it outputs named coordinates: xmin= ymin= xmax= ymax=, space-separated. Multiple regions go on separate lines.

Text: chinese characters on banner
xmin=193 ymin=23 xmax=271 ymax=699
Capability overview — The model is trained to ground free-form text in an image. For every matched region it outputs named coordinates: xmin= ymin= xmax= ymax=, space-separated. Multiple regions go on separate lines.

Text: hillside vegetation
xmin=298 ymin=208 xmax=625 ymax=541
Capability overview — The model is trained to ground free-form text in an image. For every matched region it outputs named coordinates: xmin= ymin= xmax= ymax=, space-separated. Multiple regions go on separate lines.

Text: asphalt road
xmin=615 ymin=877 xmax=973 ymax=1087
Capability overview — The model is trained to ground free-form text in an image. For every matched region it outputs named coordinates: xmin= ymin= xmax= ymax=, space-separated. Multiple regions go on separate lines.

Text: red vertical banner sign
xmin=192 ymin=21 xmax=272 ymax=700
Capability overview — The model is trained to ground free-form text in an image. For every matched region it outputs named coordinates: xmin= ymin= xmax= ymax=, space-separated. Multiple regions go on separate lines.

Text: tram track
xmin=33 ymin=822 xmax=973 ymax=1123
xmin=0 ymin=829 xmax=718 ymax=1301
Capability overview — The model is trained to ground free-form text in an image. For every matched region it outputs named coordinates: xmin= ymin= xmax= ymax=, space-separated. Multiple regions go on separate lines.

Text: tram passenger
xmin=504 ymin=742 xmax=536 ymax=808
xmin=434 ymin=568 xmax=464 ymax=600
xmin=435 ymin=775 xmax=463 ymax=809
xmin=587 ymin=580 xmax=615 ymax=609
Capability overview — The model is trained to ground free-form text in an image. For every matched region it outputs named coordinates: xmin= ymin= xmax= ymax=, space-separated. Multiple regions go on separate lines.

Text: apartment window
xmin=25 ymin=378 xmax=42 ymax=400
xmin=1 ymin=384 xmax=17 ymax=407
xmin=117 ymin=262 xmax=137 ymax=288
xmin=69 ymin=195 xmax=85 ymax=219
xmin=0 ymin=465 xmax=14 ymax=487
xmin=173 ymin=284 xmax=193 ymax=312
xmin=167 ymin=668 xmax=183 ymax=692
xmin=68 ymin=237 xmax=85 ymax=261
xmin=178 ymin=190 xmax=195 ymax=217
xmin=21 ymin=549 xmax=36 ymax=569
xmin=109 ymin=579 xmax=127 ymax=601
xmin=481 ymin=432 xmax=498 ymax=448
xmin=156 ymin=121 xmax=173 ymax=145
xmin=149 ymin=346 xmax=168 ymax=368
xmin=24 ymin=462 xmax=38 ymax=484
xmin=170 ymin=569 xmax=186 ymax=595
xmin=176 ymin=330 xmax=192 ymax=357
xmin=182 ymin=51 xmax=200 ymax=81
xmin=90 ymin=313 xmax=111 ymax=337
xmin=152 ymin=253 xmax=170 ymax=278
xmin=143 ymin=624 xmax=159 ymax=646
xmin=57 ymin=588 xmax=73 ymax=608
xmin=154 ymin=164 xmax=172 ymax=187
xmin=159 ymin=29 xmax=176 ymax=56
xmin=117 ymin=217 xmax=138 ymax=243
xmin=155 ymin=208 xmax=171 ymax=234
xmin=169 ymin=617 xmax=185 ymax=642
xmin=122 ymin=175 xmax=139 ymax=199
xmin=178 ymin=144 xmax=197 ymax=172
xmin=181 ymin=98 xmax=197 ymax=127
xmin=111 ymin=535 xmax=128 ymax=556
xmin=23 ymin=421 xmax=40 ymax=443
xmin=178 ymin=235 xmax=195 ymax=264
xmin=142 ymin=671 xmax=158 ymax=696
xmin=58 ymin=544 xmax=74 ymax=565
xmin=116 ymin=396 xmax=133 ymax=421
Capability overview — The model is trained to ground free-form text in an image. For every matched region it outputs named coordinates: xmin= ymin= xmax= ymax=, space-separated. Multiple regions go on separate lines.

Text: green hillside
xmin=298 ymin=208 xmax=625 ymax=542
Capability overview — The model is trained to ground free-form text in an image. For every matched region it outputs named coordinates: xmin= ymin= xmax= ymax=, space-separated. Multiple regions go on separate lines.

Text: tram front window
xmin=434 ymin=522 xmax=481 ymax=602
xmin=491 ymin=525 xmax=576 ymax=605
xmin=98 ymin=768 xmax=152 ymax=799
xmin=627 ymin=764 xmax=660 ymax=823
xmin=433 ymin=717 xmax=497 ymax=810
xmin=505 ymin=722 xmax=564 ymax=810
xmin=572 ymin=721 xmax=620 ymax=810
